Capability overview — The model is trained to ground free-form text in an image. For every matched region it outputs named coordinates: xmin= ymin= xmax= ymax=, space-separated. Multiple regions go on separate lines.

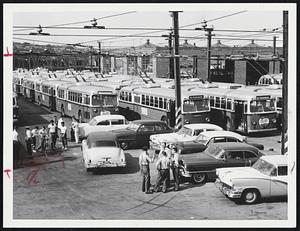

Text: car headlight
xmin=205 ymin=117 xmax=210 ymax=122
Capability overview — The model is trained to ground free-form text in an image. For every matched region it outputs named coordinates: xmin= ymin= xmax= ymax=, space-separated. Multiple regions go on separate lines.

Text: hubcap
xmin=245 ymin=192 xmax=256 ymax=202
xmin=194 ymin=174 xmax=205 ymax=183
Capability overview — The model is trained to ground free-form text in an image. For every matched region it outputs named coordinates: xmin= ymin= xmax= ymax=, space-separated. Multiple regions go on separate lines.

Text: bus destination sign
xmin=256 ymin=95 xmax=271 ymax=100
xmin=189 ymin=95 xmax=204 ymax=100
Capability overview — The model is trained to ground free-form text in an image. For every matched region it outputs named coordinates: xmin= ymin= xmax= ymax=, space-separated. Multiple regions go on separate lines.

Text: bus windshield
xmin=249 ymin=99 xmax=276 ymax=113
xmin=182 ymin=99 xmax=209 ymax=113
xmin=92 ymin=94 xmax=117 ymax=106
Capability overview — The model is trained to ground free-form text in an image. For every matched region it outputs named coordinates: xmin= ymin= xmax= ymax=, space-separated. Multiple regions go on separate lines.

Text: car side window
xmin=213 ymin=137 xmax=227 ymax=143
xmin=193 ymin=129 xmax=203 ymax=136
xmin=155 ymin=124 xmax=163 ymax=131
xmin=111 ymin=119 xmax=124 ymax=125
xmin=278 ymin=166 xmax=288 ymax=176
xmin=138 ymin=124 xmax=154 ymax=132
xmin=244 ymin=151 xmax=257 ymax=158
xmin=226 ymin=137 xmax=239 ymax=142
xmin=227 ymin=151 xmax=244 ymax=160
xmin=97 ymin=120 xmax=109 ymax=126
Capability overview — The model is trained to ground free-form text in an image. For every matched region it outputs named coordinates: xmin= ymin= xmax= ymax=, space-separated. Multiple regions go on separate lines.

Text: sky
xmin=11 ymin=4 xmax=285 ymax=50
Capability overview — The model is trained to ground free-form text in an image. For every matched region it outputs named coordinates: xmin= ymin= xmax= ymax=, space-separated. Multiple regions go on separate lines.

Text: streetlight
xmin=29 ymin=25 xmax=50 ymax=35
xmin=84 ymin=18 xmax=105 ymax=29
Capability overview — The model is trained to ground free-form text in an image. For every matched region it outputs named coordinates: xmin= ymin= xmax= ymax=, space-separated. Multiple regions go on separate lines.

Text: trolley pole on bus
xmin=168 ymin=32 xmax=174 ymax=79
xmin=273 ymin=36 xmax=277 ymax=74
xmin=90 ymin=46 xmax=93 ymax=72
xmin=170 ymin=11 xmax=182 ymax=130
xmin=281 ymin=11 xmax=288 ymax=155
xmin=98 ymin=41 xmax=101 ymax=73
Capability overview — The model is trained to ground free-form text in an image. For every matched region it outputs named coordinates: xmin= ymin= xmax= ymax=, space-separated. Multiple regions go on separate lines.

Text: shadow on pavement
xmin=93 ymin=153 xmax=140 ymax=175
xmin=232 ymin=196 xmax=287 ymax=205
xmin=247 ymin=130 xmax=281 ymax=138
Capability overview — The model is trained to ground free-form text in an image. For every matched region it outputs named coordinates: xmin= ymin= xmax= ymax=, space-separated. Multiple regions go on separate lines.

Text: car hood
xmin=217 ymin=167 xmax=267 ymax=185
xmin=150 ymin=132 xmax=193 ymax=144
xmin=85 ymin=147 xmax=123 ymax=162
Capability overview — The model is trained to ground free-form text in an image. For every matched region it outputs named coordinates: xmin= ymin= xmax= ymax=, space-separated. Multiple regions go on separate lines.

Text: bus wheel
xmin=226 ymin=118 xmax=233 ymax=131
xmin=161 ymin=116 xmax=167 ymax=124
xmin=120 ymin=141 xmax=129 ymax=150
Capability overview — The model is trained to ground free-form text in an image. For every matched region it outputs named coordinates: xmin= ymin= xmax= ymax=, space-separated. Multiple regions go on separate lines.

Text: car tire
xmin=241 ymin=189 xmax=260 ymax=204
xmin=192 ymin=173 xmax=206 ymax=184
xmin=120 ymin=141 xmax=129 ymax=150
xmin=86 ymin=168 xmax=93 ymax=173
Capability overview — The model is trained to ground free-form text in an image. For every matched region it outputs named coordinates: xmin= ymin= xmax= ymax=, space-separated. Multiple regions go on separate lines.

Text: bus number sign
xmin=189 ymin=95 xmax=204 ymax=100
xmin=256 ymin=95 xmax=270 ymax=100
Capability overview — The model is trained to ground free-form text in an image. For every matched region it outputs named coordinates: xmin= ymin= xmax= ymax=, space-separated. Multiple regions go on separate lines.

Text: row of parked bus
xmin=13 ymin=68 xmax=282 ymax=134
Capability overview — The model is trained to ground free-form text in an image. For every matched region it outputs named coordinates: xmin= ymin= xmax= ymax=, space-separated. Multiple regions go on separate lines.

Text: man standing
xmin=38 ymin=126 xmax=48 ymax=157
xmin=72 ymin=117 xmax=80 ymax=143
xmin=154 ymin=151 xmax=171 ymax=193
xmin=25 ymin=126 xmax=32 ymax=156
xmin=13 ymin=126 xmax=21 ymax=167
xmin=60 ymin=121 xmax=68 ymax=150
xmin=171 ymin=146 xmax=181 ymax=191
xmin=139 ymin=146 xmax=154 ymax=194
xmin=48 ymin=120 xmax=56 ymax=150
xmin=31 ymin=126 xmax=39 ymax=152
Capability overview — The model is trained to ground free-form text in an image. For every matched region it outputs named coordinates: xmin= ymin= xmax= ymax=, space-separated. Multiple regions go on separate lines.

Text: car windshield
xmin=127 ymin=122 xmax=140 ymax=131
xmin=249 ymin=99 xmax=276 ymax=113
xmin=89 ymin=140 xmax=116 ymax=148
xmin=205 ymin=145 xmax=225 ymax=159
xmin=252 ymin=158 xmax=276 ymax=176
xmin=88 ymin=118 xmax=97 ymax=126
xmin=195 ymin=134 xmax=209 ymax=143
xmin=177 ymin=127 xmax=193 ymax=136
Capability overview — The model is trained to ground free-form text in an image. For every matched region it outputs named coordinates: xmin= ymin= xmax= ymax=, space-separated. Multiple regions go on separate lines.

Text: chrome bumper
xmin=87 ymin=161 xmax=126 ymax=168
xmin=215 ymin=179 xmax=242 ymax=199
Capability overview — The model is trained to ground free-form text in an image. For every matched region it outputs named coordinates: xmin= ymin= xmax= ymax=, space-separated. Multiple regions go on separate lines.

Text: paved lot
xmin=13 ymin=97 xmax=287 ymax=220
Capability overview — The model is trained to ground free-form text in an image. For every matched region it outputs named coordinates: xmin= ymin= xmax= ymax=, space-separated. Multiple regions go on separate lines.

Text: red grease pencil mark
xmin=27 ymin=168 xmax=40 ymax=186
xmin=3 ymin=47 xmax=13 ymax=57
xmin=4 ymin=169 xmax=11 ymax=179
xmin=61 ymin=156 xmax=65 ymax=168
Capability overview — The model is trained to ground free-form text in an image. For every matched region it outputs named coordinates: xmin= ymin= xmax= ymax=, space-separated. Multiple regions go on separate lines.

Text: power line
xmin=13 ymin=11 xmax=136 ymax=32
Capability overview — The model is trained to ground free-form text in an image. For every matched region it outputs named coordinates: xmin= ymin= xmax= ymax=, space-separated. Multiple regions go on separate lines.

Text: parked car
xmin=149 ymin=123 xmax=223 ymax=154
xmin=180 ymin=142 xmax=264 ymax=184
xmin=113 ymin=120 xmax=173 ymax=150
xmin=215 ymin=155 xmax=288 ymax=204
xmin=81 ymin=131 xmax=126 ymax=172
xmin=177 ymin=130 xmax=264 ymax=154
xmin=78 ymin=114 xmax=128 ymax=140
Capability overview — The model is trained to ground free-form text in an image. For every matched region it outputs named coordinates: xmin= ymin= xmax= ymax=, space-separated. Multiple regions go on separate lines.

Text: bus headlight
xmin=115 ymin=107 xmax=119 ymax=111
xmin=184 ymin=120 xmax=190 ymax=124
xmin=251 ymin=120 xmax=256 ymax=125
xmin=272 ymin=118 xmax=277 ymax=123
xmin=205 ymin=117 xmax=210 ymax=122
xmin=93 ymin=109 xmax=98 ymax=113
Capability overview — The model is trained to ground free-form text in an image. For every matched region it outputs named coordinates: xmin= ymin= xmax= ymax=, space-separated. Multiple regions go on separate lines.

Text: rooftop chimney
xmin=184 ymin=39 xmax=188 ymax=44
xmin=146 ymin=39 xmax=150 ymax=45
xmin=251 ymin=40 xmax=255 ymax=44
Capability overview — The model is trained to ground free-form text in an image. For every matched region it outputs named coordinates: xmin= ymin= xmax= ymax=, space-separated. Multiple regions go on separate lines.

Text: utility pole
xmin=98 ymin=41 xmax=101 ymax=73
xmin=168 ymin=32 xmax=174 ymax=79
xmin=273 ymin=36 xmax=277 ymax=74
xmin=281 ymin=11 xmax=288 ymax=155
xmin=90 ymin=46 xmax=93 ymax=72
xmin=170 ymin=11 xmax=182 ymax=130
xmin=195 ymin=23 xmax=214 ymax=82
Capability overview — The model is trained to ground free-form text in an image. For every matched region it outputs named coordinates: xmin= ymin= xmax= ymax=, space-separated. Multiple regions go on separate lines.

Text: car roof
xmin=211 ymin=142 xmax=259 ymax=151
xmin=200 ymin=131 xmax=244 ymax=140
xmin=130 ymin=120 xmax=167 ymax=125
xmin=87 ymin=131 xmax=117 ymax=142
xmin=261 ymin=155 xmax=287 ymax=166
xmin=93 ymin=114 xmax=125 ymax=121
xmin=183 ymin=123 xmax=223 ymax=130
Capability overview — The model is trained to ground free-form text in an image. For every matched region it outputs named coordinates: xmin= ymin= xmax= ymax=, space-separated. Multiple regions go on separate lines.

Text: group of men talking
xmin=139 ymin=142 xmax=181 ymax=194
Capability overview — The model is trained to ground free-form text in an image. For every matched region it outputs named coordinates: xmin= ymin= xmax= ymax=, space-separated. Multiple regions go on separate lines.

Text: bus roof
xmin=67 ymin=84 xmax=116 ymax=94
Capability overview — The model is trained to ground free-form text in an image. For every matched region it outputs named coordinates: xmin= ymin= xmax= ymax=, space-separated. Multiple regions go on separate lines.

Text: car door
xmin=136 ymin=124 xmax=155 ymax=146
xmin=225 ymin=150 xmax=246 ymax=167
xmin=270 ymin=165 xmax=288 ymax=197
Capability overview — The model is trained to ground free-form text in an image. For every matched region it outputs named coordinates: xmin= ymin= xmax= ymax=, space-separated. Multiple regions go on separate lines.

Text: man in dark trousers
xmin=138 ymin=146 xmax=154 ymax=194
xmin=171 ymin=146 xmax=181 ymax=191
xmin=154 ymin=151 xmax=171 ymax=193
xmin=25 ymin=126 xmax=32 ymax=156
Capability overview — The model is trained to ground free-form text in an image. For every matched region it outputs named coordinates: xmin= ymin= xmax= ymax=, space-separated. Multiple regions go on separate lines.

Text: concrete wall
xmin=153 ymin=57 xmax=169 ymax=78
xmin=234 ymin=61 xmax=247 ymax=84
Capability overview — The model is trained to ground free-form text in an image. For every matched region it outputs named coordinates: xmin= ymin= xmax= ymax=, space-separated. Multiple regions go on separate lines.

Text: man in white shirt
xmin=13 ymin=126 xmax=20 ymax=167
xmin=59 ymin=121 xmax=68 ymax=150
xmin=48 ymin=120 xmax=57 ymax=150
xmin=139 ymin=146 xmax=154 ymax=194
xmin=31 ymin=126 xmax=39 ymax=152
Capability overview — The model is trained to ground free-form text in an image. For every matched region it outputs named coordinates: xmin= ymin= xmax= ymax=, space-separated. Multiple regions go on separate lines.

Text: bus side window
xmin=244 ymin=103 xmax=248 ymax=113
xmin=154 ymin=97 xmax=158 ymax=108
xmin=141 ymin=95 xmax=145 ymax=105
xmin=163 ymin=98 xmax=167 ymax=109
xmin=210 ymin=96 xmax=214 ymax=107
xmin=221 ymin=98 xmax=226 ymax=109
xmin=150 ymin=96 xmax=154 ymax=107
xmin=226 ymin=99 xmax=232 ymax=110
xmin=145 ymin=95 xmax=149 ymax=106
xmin=129 ymin=92 xmax=132 ymax=102
xmin=215 ymin=97 xmax=220 ymax=108
xmin=159 ymin=97 xmax=163 ymax=108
